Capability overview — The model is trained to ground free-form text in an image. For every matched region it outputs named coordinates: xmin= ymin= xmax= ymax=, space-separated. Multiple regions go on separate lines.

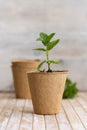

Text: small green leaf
xmin=47 ymin=39 xmax=60 ymax=51
xmin=47 ymin=33 xmax=55 ymax=43
xmin=48 ymin=60 xmax=61 ymax=64
xmin=36 ymin=37 xmax=46 ymax=45
xmin=39 ymin=32 xmax=48 ymax=46
xmin=40 ymin=32 xmax=48 ymax=39
xmin=33 ymin=48 xmax=46 ymax=52
xmin=36 ymin=37 xmax=42 ymax=41
xmin=37 ymin=60 xmax=47 ymax=71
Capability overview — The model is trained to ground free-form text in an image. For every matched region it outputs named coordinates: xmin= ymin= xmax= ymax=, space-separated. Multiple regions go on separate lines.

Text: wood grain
xmin=0 ymin=92 xmax=87 ymax=130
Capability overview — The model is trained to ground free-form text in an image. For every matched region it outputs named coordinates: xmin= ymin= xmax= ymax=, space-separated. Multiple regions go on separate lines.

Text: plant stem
xmin=46 ymin=50 xmax=50 ymax=71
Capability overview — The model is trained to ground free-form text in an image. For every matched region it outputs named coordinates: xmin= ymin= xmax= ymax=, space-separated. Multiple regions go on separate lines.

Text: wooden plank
xmin=8 ymin=93 xmax=15 ymax=98
xmin=0 ymin=93 xmax=15 ymax=99
xmin=0 ymin=99 xmax=16 ymax=130
xmin=69 ymin=99 xmax=87 ymax=129
xmin=62 ymin=100 xmax=85 ymax=130
xmin=56 ymin=107 xmax=72 ymax=130
xmin=78 ymin=92 xmax=87 ymax=101
xmin=0 ymin=93 xmax=9 ymax=99
xmin=45 ymin=115 xmax=59 ymax=130
xmin=0 ymin=92 xmax=86 ymax=130
xmin=4 ymin=93 xmax=14 ymax=98
xmin=20 ymin=99 xmax=45 ymax=130
xmin=0 ymin=99 xmax=8 ymax=113
xmin=19 ymin=100 xmax=33 ymax=130
xmin=76 ymin=97 xmax=87 ymax=112
xmin=6 ymin=99 xmax=25 ymax=130
xmin=26 ymin=99 xmax=33 ymax=113
xmin=0 ymin=93 xmax=4 ymax=98
xmin=33 ymin=114 xmax=45 ymax=130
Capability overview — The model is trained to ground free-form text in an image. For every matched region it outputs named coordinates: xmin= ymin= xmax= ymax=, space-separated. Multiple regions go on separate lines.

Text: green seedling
xmin=34 ymin=32 xmax=61 ymax=72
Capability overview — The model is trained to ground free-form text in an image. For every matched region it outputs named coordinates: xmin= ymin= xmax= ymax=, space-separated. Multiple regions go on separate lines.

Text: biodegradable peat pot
xmin=12 ymin=59 xmax=40 ymax=99
xmin=27 ymin=71 xmax=68 ymax=115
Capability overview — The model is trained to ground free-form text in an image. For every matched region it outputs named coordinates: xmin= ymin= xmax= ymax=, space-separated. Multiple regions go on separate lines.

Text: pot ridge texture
xmin=27 ymin=71 xmax=68 ymax=114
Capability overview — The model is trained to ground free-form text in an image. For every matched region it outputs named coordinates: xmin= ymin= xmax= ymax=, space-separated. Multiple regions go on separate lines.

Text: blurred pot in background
xmin=12 ymin=59 xmax=40 ymax=99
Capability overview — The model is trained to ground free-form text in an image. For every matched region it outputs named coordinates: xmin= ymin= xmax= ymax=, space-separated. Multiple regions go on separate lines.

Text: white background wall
xmin=0 ymin=0 xmax=87 ymax=91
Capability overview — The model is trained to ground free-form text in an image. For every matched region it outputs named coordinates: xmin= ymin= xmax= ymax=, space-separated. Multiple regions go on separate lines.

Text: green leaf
xmin=46 ymin=33 xmax=55 ymax=43
xmin=48 ymin=60 xmax=61 ymax=64
xmin=47 ymin=39 xmax=60 ymax=51
xmin=36 ymin=37 xmax=46 ymax=45
xmin=33 ymin=48 xmax=46 ymax=52
xmin=39 ymin=32 xmax=48 ymax=46
xmin=40 ymin=32 xmax=48 ymax=38
xmin=63 ymin=78 xmax=78 ymax=99
xmin=36 ymin=37 xmax=42 ymax=41
xmin=37 ymin=60 xmax=47 ymax=71
xmin=36 ymin=32 xmax=48 ymax=46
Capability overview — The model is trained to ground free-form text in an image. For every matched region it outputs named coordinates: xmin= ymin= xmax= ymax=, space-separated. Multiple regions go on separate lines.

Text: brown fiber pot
xmin=12 ymin=60 xmax=40 ymax=99
xmin=27 ymin=71 xmax=68 ymax=115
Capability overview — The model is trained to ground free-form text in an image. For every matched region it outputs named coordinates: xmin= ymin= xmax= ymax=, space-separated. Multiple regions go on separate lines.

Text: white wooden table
xmin=0 ymin=92 xmax=87 ymax=130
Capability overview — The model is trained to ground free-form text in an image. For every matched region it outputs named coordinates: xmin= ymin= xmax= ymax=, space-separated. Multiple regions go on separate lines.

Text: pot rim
xmin=27 ymin=70 xmax=68 ymax=75
xmin=12 ymin=59 xmax=40 ymax=63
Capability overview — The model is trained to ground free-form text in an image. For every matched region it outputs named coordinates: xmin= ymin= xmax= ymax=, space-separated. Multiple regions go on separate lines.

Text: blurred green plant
xmin=33 ymin=32 xmax=61 ymax=72
xmin=63 ymin=78 xmax=78 ymax=99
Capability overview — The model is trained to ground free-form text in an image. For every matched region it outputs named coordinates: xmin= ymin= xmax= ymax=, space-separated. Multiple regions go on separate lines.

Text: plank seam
xmin=55 ymin=114 xmax=60 ymax=130
xmin=69 ymin=100 xmax=86 ymax=130
xmin=5 ymin=99 xmax=17 ymax=130
xmin=0 ymin=99 xmax=9 ymax=116
xmin=18 ymin=100 xmax=26 ymax=130
xmin=32 ymin=113 xmax=34 ymax=130
xmin=44 ymin=115 xmax=46 ymax=130
xmin=75 ymin=98 xmax=87 ymax=113
xmin=62 ymin=103 xmax=73 ymax=130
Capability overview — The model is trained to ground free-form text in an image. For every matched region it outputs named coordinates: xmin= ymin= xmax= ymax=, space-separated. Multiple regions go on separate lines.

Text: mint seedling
xmin=34 ymin=32 xmax=61 ymax=72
